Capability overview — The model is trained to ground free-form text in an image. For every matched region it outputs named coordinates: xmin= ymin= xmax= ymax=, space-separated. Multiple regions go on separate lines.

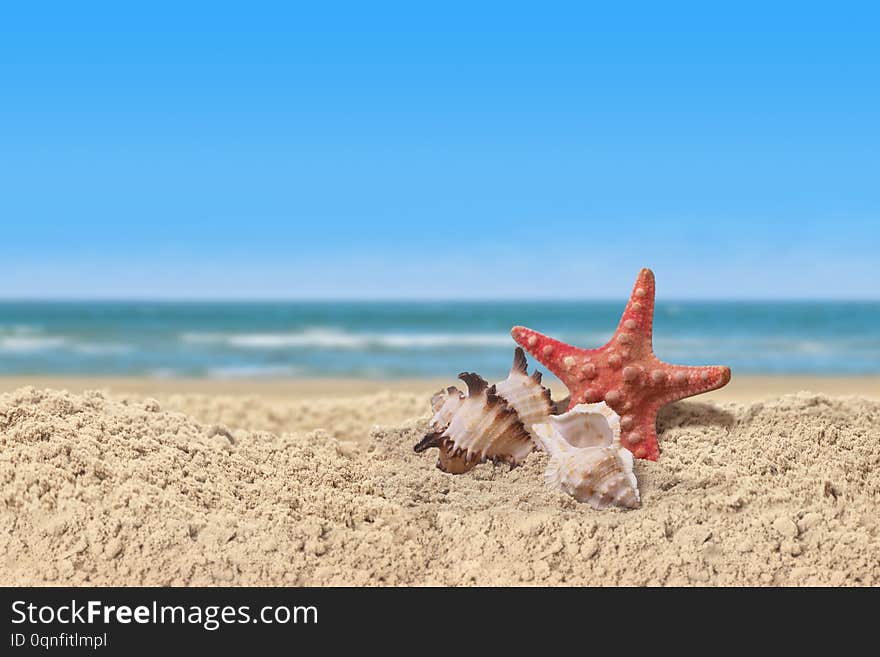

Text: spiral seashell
xmin=533 ymin=403 xmax=640 ymax=510
xmin=414 ymin=348 xmax=552 ymax=473
xmin=493 ymin=347 xmax=555 ymax=442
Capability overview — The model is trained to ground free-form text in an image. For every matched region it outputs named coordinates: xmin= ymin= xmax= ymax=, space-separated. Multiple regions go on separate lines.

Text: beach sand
xmin=6 ymin=374 xmax=880 ymax=401
xmin=1 ymin=376 xmax=878 ymax=586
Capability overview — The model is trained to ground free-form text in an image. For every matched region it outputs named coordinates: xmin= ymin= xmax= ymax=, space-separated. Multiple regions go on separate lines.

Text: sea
xmin=0 ymin=301 xmax=878 ymax=379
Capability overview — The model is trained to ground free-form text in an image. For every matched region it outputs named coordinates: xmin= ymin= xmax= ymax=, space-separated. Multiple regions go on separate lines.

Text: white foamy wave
xmin=0 ymin=336 xmax=68 ymax=352
xmin=181 ymin=329 xmax=514 ymax=350
xmin=0 ymin=335 xmax=132 ymax=355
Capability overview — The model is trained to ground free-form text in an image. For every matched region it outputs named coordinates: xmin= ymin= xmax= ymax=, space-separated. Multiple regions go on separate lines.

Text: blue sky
xmin=1 ymin=2 xmax=877 ymax=299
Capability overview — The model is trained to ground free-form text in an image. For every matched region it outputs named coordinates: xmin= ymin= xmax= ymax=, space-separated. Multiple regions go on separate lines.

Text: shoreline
xmin=1 ymin=374 xmax=879 ymax=402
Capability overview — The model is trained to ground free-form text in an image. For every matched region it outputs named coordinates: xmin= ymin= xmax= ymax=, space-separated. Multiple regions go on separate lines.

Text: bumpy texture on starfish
xmin=511 ymin=268 xmax=731 ymax=461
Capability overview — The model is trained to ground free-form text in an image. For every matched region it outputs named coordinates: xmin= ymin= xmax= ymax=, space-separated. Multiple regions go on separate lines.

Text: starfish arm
xmin=659 ymin=363 xmax=732 ymax=405
xmin=620 ymin=407 xmax=661 ymax=461
xmin=510 ymin=326 xmax=586 ymax=385
xmin=613 ymin=268 xmax=656 ymax=352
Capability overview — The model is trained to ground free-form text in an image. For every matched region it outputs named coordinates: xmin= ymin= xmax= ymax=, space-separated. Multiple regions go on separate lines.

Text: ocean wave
xmin=0 ymin=336 xmax=68 ymax=352
xmin=180 ymin=328 xmax=516 ymax=350
xmin=179 ymin=329 xmax=880 ymax=356
xmin=0 ymin=335 xmax=132 ymax=355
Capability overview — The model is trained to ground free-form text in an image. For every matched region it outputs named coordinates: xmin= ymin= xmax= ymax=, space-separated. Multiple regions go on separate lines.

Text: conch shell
xmin=533 ymin=403 xmax=640 ymax=510
xmin=414 ymin=348 xmax=553 ymax=473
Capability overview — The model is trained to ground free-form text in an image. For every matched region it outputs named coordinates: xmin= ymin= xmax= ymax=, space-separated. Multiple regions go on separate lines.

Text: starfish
xmin=511 ymin=268 xmax=731 ymax=461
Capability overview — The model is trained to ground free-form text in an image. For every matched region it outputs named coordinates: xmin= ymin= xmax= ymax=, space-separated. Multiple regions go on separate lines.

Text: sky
xmin=1 ymin=1 xmax=878 ymax=300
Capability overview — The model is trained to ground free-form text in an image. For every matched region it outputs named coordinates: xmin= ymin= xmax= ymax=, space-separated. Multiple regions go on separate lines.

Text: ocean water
xmin=0 ymin=301 xmax=878 ymax=379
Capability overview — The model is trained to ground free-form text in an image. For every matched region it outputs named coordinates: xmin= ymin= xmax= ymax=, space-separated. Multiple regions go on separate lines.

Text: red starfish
xmin=511 ymin=268 xmax=731 ymax=461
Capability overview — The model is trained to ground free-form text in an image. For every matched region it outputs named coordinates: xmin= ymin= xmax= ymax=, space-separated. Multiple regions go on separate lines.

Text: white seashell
xmin=414 ymin=348 xmax=552 ymax=473
xmin=533 ymin=403 xmax=640 ymax=510
xmin=493 ymin=347 xmax=555 ymax=442
xmin=428 ymin=386 xmax=465 ymax=433
xmin=420 ymin=386 xmax=473 ymax=473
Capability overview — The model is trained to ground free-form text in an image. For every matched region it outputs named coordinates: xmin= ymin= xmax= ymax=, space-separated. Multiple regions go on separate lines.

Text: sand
xmin=5 ymin=374 xmax=880 ymax=402
xmin=1 ymin=383 xmax=878 ymax=586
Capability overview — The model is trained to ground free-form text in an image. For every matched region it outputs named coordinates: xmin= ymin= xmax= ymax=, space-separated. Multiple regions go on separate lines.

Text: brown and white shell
xmin=493 ymin=347 xmax=554 ymax=441
xmin=415 ymin=385 xmax=471 ymax=473
xmin=413 ymin=348 xmax=553 ymax=473
xmin=533 ymin=402 xmax=640 ymax=510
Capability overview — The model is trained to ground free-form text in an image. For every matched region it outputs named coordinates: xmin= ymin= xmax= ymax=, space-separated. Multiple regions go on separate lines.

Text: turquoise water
xmin=0 ymin=301 xmax=878 ymax=378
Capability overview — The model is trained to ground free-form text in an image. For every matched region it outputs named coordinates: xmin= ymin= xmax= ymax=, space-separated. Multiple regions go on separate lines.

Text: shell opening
xmin=549 ymin=410 xmax=614 ymax=448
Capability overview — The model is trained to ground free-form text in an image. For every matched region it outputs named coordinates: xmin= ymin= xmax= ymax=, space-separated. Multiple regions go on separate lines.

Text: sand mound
xmin=1 ymin=387 xmax=878 ymax=586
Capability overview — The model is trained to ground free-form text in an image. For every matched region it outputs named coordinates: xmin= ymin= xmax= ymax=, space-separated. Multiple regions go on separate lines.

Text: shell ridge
xmin=458 ymin=372 xmax=488 ymax=396
xmin=511 ymin=346 xmax=528 ymax=374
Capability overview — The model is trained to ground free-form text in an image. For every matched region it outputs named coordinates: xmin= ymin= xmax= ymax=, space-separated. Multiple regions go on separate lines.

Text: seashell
xmin=414 ymin=387 xmax=472 ymax=473
xmin=533 ymin=403 xmax=640 ymax=510
xmin=493 ymin=347 xmax=555 ymax=442
xmin=429 ymin=385 xmax=465 ymax=432
xmin=414 ymin=386 xmax=473 ymax=473
xmin=414 ymin=348 xmax=552 ymax=473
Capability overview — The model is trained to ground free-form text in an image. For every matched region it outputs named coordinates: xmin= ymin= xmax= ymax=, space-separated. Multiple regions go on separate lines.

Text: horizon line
xmin=0 ymin=296 xmax=878 ymax=304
